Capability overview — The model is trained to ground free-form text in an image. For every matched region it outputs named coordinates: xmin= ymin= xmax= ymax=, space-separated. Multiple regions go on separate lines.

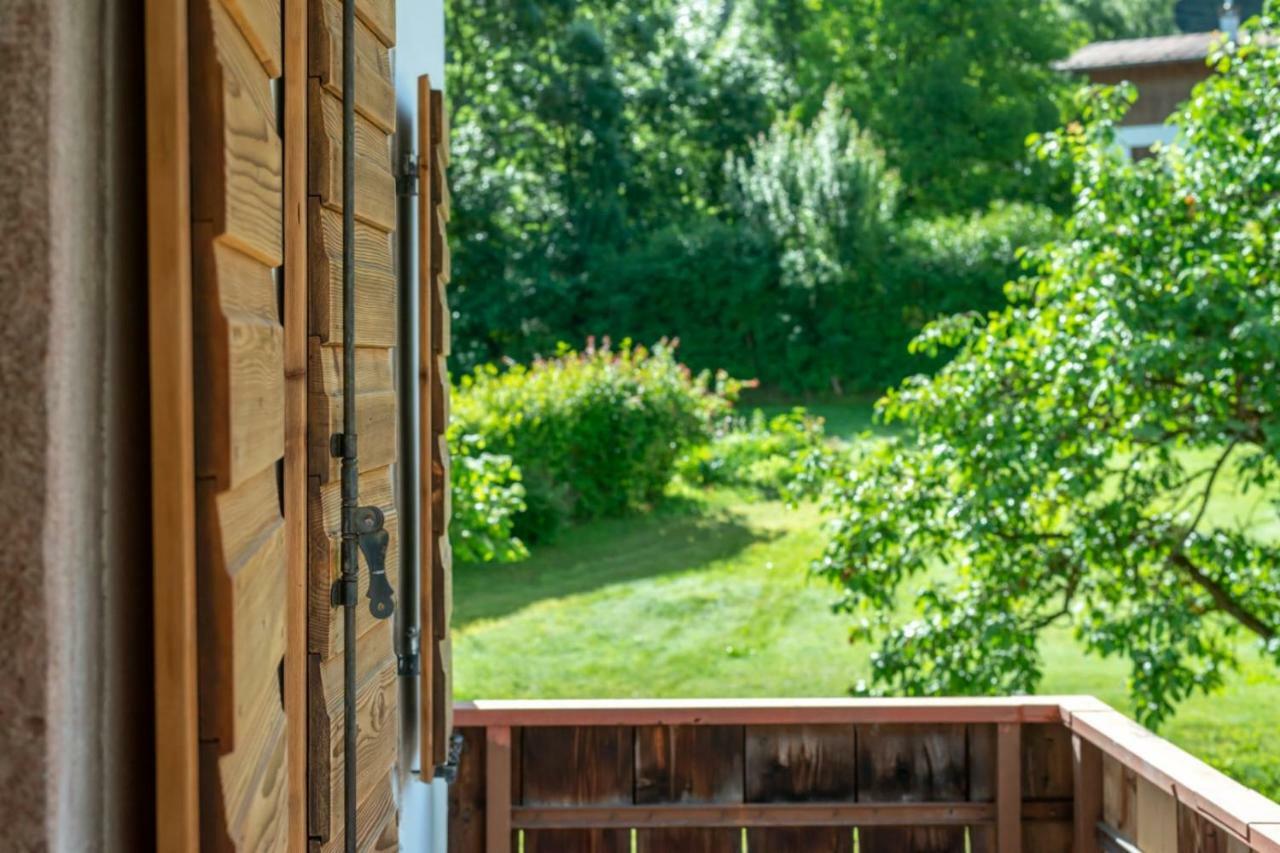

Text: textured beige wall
xmin=0 ymin=0 xmax=151 ymax=850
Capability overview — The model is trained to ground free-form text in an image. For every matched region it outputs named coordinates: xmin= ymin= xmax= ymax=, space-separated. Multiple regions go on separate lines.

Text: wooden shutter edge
xmin=284 ymin=0 xmax=309 ymax=847
xmin=417 ymin=72 xmax=436 ymax=778
xmin=146 ymin=0 xmax=200 ymax=848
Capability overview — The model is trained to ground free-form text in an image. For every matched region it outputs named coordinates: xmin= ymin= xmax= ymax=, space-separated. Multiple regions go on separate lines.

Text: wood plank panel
xmin=1103 ymin=752 xmax=1138 ymax=841
xmin=308 ymin=621 xmax=398 ymax=842
xmin=522 ymin=727 xmax=634 ymax=853
xmin=1177 ymin=803 xmax=1251 ymax=853
xmin=283 ymin=0 xmax=308 ymax=844
xmin=308 ymin=81 xmax=396 ymax=232
xmin=307 ymin=465 xmax=400 ymax=657
xmin=196 ymin=465 xmax=289 ymax=851
xmin=191 ymin=0 xmax=283 ymax=267
xmin=745 ymin=725 xmax=856 ymax=803
xmin=309 ymin=0 xmax=396 ymax=132
xmin=355 ymin=0 xmax=395 ymax=46
xmin=1137 ymin=776 xmax=1179 ymax=853
xmin=858 ymin=827 xmax=965 ymax=853
xmin=1073 ymin=735 xmax=1103 ymax=853
xmin=748 ymin=827 xmax=852 ymax=851
xmin=309 ymin=770 xmax=398 ymax=853
xmin=221 ymin=0 xmax=283 ymax=76
xmin=635 ymin=725 xmax=744 ymax=853
xmin=1024 ymin=822 xmax=1074 ymax=853
xmin=147 ymin=0 xmax=200 ymax=840
xmin=855 ymin=724 xmax=966 ymax=802
xmin=308 ymin=201 xmax=397 ymax=348
xmin=1024 ymin=724 xmax=1074 ymax=801
xmin=194 ymin=231 xmax=285 ymax=491
xmin=307 ymin=341 xmax=397 ymax=483
xmin=448 ymin=728 xmax=487 ymax=853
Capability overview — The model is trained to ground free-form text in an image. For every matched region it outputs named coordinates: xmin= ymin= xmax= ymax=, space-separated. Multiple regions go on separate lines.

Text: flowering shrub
xmin=452 ymin=340 xmax=739 ymax=543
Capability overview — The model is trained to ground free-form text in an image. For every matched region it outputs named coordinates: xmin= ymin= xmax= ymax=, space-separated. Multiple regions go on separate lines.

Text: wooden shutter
xmin=419 ymin=76 xmax=455 ymax=774
xmin=189 ymin=0 xmax=290 ymax=848
xmin=304 ymin=0 xmax=401 ymax=849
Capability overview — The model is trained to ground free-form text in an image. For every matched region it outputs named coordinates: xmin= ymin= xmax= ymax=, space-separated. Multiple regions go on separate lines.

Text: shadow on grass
xmin=454 ymin=501 xmax=774 ymax=628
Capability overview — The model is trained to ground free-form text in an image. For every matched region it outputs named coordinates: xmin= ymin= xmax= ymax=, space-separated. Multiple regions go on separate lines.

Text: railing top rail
xmin=454 ymin=696 xmax=1071 ymax=727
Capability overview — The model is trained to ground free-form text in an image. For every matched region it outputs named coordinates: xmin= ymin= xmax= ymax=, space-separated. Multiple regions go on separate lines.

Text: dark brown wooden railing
xmin=447 ymin=697 xmax=1280 ymax=853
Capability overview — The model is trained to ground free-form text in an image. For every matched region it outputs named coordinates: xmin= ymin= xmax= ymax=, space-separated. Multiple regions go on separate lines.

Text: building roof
xmin=1056 ymin=32 xmax=1218 ymax=72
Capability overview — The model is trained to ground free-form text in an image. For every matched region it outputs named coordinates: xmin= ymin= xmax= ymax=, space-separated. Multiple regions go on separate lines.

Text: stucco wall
xmin=0 ymin=0 xmax=151 ymax=850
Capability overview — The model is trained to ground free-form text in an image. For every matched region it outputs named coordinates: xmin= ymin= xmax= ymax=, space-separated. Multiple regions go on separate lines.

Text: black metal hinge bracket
xmin=398 ymin=626 xmax=421 ymax=676
xmin=396 ymin=152 xmax=419 ymax=197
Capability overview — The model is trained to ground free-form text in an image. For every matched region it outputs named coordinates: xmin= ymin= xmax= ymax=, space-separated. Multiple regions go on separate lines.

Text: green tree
xmin=1063 ymin=0 xmax=1177 ymax=39
xmin=781 ymin=0 xmax=1077 ymax=213
xmin=816 ymin=26 xmax=1280 ymax=726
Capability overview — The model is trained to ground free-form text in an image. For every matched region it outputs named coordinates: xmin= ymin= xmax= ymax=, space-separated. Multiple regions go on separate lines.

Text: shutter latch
xmin=396 ymin=152 xmax=419 ymax=197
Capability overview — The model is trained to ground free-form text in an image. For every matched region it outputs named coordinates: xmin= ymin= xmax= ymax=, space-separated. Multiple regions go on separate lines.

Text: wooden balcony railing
xmin=447 ymin=697 xmax=1280 ymax=853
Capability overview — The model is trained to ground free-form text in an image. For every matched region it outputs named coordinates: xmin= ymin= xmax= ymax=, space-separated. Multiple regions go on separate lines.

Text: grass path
xmin=455 ymin=486 xmax=1280 ymax=800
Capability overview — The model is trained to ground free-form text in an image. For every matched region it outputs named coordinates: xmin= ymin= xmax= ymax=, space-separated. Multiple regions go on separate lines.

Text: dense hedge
xmin=450 ymin=341 xmax=737 ymax=544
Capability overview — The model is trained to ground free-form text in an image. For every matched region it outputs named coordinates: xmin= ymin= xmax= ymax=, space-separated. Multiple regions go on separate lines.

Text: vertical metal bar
xmin=997 ymin=722 xmax=1022 ymax=853
xmin=341 ymin=0 xmax=358 ymax=848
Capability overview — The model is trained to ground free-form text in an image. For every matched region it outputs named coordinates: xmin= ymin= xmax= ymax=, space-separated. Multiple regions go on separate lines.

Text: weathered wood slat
xmin=196 ymin=465 xmax=287 ymax=747
xmin=220 ymin=0 xmax=282 ymax=76
xmin=309 ymin=770 xmax=398 ymax=853
xmin=309 ymin=0 xmax=396 ymax=132
xmin=308 ymin=201 xmax=397 ymax=348
xmin=1024 ymin=723 xmax=1075 ymax=801
xmin=856 ymin=724 xmax=967 ymax=803
xmin=307 ymin=341 xmax=397 ymax=483
xmin=858 ymin=827 xmax=966 ymax=853
xmin=1177 ymin=802 xmax=1252 ymax=853
xmin=744 ymin=725 xmax=856 ymax=803
xmin=307 ymin=465 xmax=400 ymax=658
xmin=308 ymin=81 xmax=395 ymax=232
xmin=191 ymin=0 xmax=283 ymax=267
xmin=448 ymin=728 xmax=488 ymax=853
xmin=308 ymin=621 xmax=398 ymax=842
xmin=195 ymin=465 xmax=288 ymax=852
xmin=522 ymin=727 xmax=634 ymax=853
xmin=509 ymin=802 xmax=1000 ymax=828
xmin=634 ymin=725 xmax=744 ymax=853
xmin=1103 ymin=752 xmax=1138 ymax=842
xmin=355 ymin=0 xmax=395 ymax=48
xmin=748 ymin=827 xmax=851 ymax=852
xmin=1136 ymin=776 xmax=1179 ymax=853
xmin=194 ymin=231 xmax=284 ymax=491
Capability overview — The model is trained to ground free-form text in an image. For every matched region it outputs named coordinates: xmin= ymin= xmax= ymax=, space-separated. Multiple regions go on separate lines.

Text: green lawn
xmin=453 ymin=405 xmax=1280 ymax=800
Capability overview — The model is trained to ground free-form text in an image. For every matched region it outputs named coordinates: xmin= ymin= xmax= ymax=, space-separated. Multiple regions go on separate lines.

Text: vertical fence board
xmin=1073 ymin=736 xmax=1103 ymax=853
xmin=746 ymin=726 xmax=855 ymax=852
xmin=447 ymin=728 xmax=486 ymax=853
xmin=523 ymin=726 xmax=634 ymax=852
xmin=1136 ymin=777 xmax=1178 ymax=853
xmin=635 ymin=725 xmax=744 ymax=853
xmin=857 ymin=725 xmax=968 ymax=853
xmin=1102 ymin=753 xmax=1138 ymax=841
xmin=859 ymin=827 xmax=966 ymax=853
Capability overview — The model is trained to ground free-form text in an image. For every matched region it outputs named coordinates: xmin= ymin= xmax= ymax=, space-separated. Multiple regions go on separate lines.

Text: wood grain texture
xmin=998 ymin=723 xmax=1022 ymax=853
xmin=307 ymin=621 xmax=398 ymax=842
xmin=147 ymin=0 xmax=200 ymax=843
xmin=191 ymin=0 xmax=284 ymax=266
xmin=1024 ymin=821 xmax=1074 ymax=853
xmin=308 ymin=201 xmax=396 ymax=348
xmin=522 ymin=726 xmax=635 ymax=806
xmin=193 ymin=230 xmax=284 ymax=491
xmin=308 ymin=770 xmax=398 ymax=853
xmin=307 ymin=341 xmax=398 ymax=483
xmin=1102 ymin=752 xmax=1138 ymax=841
xmin=745 ymin=725 xmax=856 ymax=803
xmin=747 ymin=828 xmax=852 ymax=852
xmin=448 ymin=728 xmax=487 ymax=853
xmin=635 ymin=725 xmax=744 ymax=805
xmin=858 ymin=827 xmax=966 ymax=853
xmin=855 ymin=724 xmax=966 ymax=803
xmin=355 ymin=0 xmax=395 ymax=46
xmin=523 ymin=830 xmax=631 ymax=853
xmin=418 ymin=77 xmax=438 ymax=776
xmin=309 ymin=0 xmax=396 ymax=132
xmin=1137 ymin=776 xmax=1179 ymax=853
xmin=308 ymin=81 xmax=395 ymax=232
xmin=283 ymin=0 xmax=307 ymax=845
xmin=195 ymin=465 xmax=289 ymax=852
xmin=636 ymin=828 xmax=743 ymax=852
xmin=1024 ymin=723 xmax=1074 ymax=801
xmin=1073 ymin=735 xmax=1103 ymax=853
xmin=220 ymin=0 xmax=283 ymax=76
xmin=1177 ymin=804 xmax=1251 ymax=853
xmin=307 ymin=465 xmax=401 ymax=658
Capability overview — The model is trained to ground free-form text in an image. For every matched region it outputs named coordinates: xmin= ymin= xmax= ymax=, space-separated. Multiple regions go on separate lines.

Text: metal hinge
xmin=398 ymin=625 xmax=421 ymax=676
xmin=396 ymin=152 xmax=419 ymax=197
xmin=435 ymin=732 xmax=465 ymax=785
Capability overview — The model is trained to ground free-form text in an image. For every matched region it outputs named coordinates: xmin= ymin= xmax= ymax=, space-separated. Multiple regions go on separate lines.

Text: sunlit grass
xmin=454 ymin=401 xmax=1280 ymax=800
